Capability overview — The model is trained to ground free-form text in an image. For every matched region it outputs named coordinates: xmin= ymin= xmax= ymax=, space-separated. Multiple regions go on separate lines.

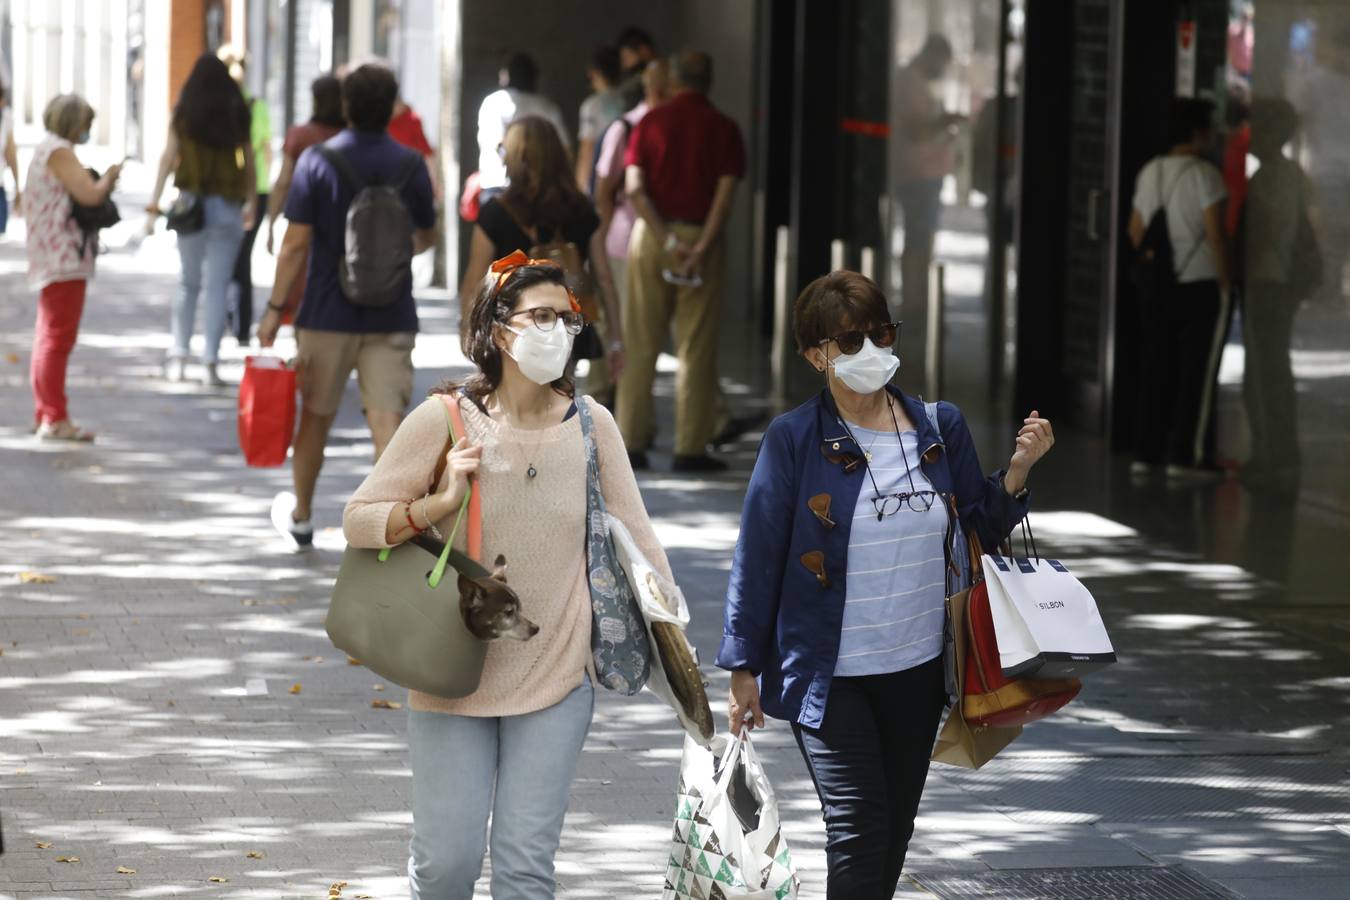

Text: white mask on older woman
xmin=829 ymin=338 xmax=900 ymax=394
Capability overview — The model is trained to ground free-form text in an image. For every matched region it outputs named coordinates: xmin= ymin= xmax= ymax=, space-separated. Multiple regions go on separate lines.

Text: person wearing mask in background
xmin=458 ymin=116 xmax=623 ymax=385
xmin=1242 ymin=98 xmax=1317 ymax=487
xmin=476 ymin=52 xmax=570 ymax=198
xmin=217 ymin=44 xmax=272 ymax=346
xmin=0 ymin=82 xmax=20 ymax=236
xmin=389 ymin=95 xmax=441 ymax=202
xmin=592 ymin=58 xmax=669 ymax=409
xmin=619 ymin=50 xmax=745 ymax=473
xmin=1128 ymin=98 xmax=1231 ymax=480
xmin=1297 ymin=23 xmax=1350 ymax=306
xmin=25 ymin=94 xmax=121 ymax=442
xmin=147 ymin=53 xmax=256 ymax=387
xmin=258 ymin=63 xmax=437 ymax=551
xmin=615 ymin=27 xmax=657 ymax=112
xmin=576 ymin=46 xmax=624 ymax=193
xmin=895 ymin=34 xmax=963 ymax=322
xmin=264 ymin=73 xmax=346 ymax=323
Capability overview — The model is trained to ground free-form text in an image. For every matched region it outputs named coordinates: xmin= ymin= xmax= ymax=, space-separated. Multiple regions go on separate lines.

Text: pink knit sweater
xmin=342 ymin=393 xmax=674 ymax=717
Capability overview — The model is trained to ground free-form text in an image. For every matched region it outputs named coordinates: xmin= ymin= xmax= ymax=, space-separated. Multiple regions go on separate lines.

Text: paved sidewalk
xmin=2 ymin=213 xmax=1349 ymax=900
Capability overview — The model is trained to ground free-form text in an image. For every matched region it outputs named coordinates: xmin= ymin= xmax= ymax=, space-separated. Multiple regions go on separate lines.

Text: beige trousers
xmin=616 ymin=220 xmax=725 ymax=455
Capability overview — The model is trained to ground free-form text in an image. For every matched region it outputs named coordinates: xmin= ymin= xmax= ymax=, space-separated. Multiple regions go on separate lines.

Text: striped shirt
xmin=834 ymin=426 xmax=947 ymax=677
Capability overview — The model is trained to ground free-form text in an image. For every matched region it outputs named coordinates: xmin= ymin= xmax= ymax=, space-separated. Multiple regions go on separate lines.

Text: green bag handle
xmin=376 ymin=397 xmax=484 ymax=586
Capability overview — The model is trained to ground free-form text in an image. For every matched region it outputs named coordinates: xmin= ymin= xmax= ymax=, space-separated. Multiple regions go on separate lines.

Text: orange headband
xmin=487 ymin=250 xmax=582 ymax=313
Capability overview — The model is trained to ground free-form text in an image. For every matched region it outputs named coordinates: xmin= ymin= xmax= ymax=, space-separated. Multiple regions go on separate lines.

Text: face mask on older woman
xmin=828 ymin=337 xmax=900 ymax=394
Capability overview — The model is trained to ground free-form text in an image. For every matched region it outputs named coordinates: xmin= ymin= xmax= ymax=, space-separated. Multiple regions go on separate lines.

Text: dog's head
xmin=458 ymin=554 xmax=540 ymax=642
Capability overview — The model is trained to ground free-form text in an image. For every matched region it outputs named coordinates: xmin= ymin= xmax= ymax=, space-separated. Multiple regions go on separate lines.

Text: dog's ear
xmin=457 ymin=574 xmax=485 ymax=609
xmin=492 ymin=554 xmax=508 ymax=582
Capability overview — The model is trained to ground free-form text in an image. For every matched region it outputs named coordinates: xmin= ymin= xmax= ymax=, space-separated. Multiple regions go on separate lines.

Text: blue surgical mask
xmin=77 ymin=130 xmax=91 ymax=145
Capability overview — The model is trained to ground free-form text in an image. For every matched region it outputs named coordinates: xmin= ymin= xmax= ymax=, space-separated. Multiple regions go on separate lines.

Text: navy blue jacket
xmin=715 ymin=386 xmax=1030 ymax=729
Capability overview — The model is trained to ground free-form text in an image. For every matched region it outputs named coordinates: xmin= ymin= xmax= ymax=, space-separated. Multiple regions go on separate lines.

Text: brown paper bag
xmin=931 ymin=586 xmax=1023 ymax=768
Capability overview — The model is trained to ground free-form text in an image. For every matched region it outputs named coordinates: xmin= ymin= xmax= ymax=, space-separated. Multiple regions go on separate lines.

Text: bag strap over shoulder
xmin=429 ymin=394 xmax=482 ymax=562
xmin=316 ymin=143 xmax=366 ymax=191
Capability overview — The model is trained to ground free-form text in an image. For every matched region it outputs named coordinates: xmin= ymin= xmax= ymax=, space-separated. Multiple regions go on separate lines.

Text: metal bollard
xmin=772 ymin=226 xmax=793 ymax=411
xmin=830 ymin=239 xmax=849 ymax=273
xmin=925 ymin=263 xmax=945 ymax=401
xmin=860 ymin=247 xmax=876 ymax=281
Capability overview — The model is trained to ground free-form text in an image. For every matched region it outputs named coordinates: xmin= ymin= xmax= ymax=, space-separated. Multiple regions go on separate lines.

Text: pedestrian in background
xmin=25 ymin=93 xmax=121 ymax=442
xmin=389 ymin=94 xmax=441 ymax=202
xmin=476 ymin=52 xmax=570 ymax=198
xmin=720 ymin=270 xmax=1051 ymax=898
xmin=259 ymin=63 xmax=437 ymax=550
xmin=0 ymin=81 xmax=21 ymax=235
xmin=1128 ymin=97 xmax=1231 ymax=479
xmin=147 ymin=52 xmax=256 ymax=387
xmin=264 ymin=73 xmax=345 ymax=320
xmin=575 ymin=45 xmax=624 ymax=193
xmin=344 ymin=256 xmax=671 ymax=900
xmin=615 ymin=26 xmax=657 ymax=111
xmin=593 ymin=58 xmax=669 ymax=408
xmin=459 ymin=116 xmax=623 ymax=383
xmin=217 ymin=44 xmax=272 ymax=346
xmin=618 ymin=50 xmax=745 ymax=472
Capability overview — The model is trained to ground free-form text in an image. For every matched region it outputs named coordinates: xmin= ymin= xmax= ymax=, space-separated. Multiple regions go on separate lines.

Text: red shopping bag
xmin=238 ymin=356 xmax=297 ymax=467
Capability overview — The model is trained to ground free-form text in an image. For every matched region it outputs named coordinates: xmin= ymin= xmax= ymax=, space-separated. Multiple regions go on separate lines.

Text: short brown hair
xmin=43 ymin=93 xmax=95 ymax=142
xmin=792 ymin=271 xmax=891 ymax=353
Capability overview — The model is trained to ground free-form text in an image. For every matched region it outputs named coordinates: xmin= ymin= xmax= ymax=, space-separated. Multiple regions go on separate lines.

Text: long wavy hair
xmin=172 ymin=53 xmax=250 ymax=149
xmin=499 ymin=116 xmax=586 ymax=240
xmin=432 ymin=263 xmax=575 ymax=405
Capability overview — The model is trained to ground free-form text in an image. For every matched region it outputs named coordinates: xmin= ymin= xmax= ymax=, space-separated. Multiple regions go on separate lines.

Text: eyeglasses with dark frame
xmin=819 ymin=322 xmax=901 ymax=356
xmin=871 ymin=489 xmax=939 ymax=520
xmin=501 ymin=306 xmax=586 ymax=335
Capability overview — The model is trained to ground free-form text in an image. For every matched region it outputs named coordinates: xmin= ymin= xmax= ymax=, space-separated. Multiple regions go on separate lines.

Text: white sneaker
xmin=165 ymin=357 xmax=187 ymax=383
xmin=270 ymin=491 xmax=314 ymax=551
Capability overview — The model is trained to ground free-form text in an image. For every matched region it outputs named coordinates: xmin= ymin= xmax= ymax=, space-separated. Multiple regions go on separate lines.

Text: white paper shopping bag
xmin=982 ymin=554 xmax=1117 ymax=679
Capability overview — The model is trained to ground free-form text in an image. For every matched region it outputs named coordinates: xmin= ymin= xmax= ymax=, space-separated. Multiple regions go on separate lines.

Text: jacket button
xmin=832 ymin=442 xmax=840 ymax=450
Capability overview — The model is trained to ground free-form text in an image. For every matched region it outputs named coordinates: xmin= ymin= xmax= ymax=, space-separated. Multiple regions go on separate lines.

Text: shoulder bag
xmin=325 ymin=395 xmax=491 ymax=698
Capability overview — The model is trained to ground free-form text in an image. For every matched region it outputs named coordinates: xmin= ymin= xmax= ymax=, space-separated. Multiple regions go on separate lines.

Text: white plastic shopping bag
xmin=982 ymin=553 xmax=1117 ymax=679
xmin=608 ymin=515 xmax=715 ymax=745
xmin=663 ymin=732 xmax=799 ymax=900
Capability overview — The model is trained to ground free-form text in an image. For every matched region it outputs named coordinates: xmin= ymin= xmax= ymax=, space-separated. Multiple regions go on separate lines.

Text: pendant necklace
xmin=508 ymin=430 xmax=545 ymax=480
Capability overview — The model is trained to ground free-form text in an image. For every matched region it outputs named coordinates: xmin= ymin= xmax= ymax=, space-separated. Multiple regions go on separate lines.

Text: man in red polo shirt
xmin=619 ymin=50 xmax=745 ymax=472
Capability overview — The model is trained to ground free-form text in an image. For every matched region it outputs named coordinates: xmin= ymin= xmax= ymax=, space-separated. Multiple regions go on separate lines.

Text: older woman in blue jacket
xmin=718 ymin=271 xmax=1054 ymax=898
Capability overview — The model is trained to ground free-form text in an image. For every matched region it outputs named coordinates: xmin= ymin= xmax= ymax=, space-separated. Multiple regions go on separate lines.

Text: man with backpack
xmin=259 ymin=63 xmax=437 ymax=549
xmin=1127 ymin=98 xmax=1232 ymax=480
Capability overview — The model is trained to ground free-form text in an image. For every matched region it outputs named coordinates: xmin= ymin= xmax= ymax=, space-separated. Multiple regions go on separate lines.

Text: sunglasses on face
xmin=819 ymin=322 xmax=900 ymax=356
xmin=502 ymin=306 xmax=586 ymax=335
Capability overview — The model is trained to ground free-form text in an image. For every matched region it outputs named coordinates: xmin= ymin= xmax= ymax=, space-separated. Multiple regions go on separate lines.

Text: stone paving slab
xmin=3 ymin=224 xmax=1350 ymax=899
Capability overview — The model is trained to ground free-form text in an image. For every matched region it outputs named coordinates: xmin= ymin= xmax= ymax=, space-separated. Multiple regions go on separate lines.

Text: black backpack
xmin=316 ymin=143 xmax=422 ymax=307
xmin=69 ymin=168 xmax=121 ymax=258
xmin=1129 ymin=158 xmax=1203 ymax=297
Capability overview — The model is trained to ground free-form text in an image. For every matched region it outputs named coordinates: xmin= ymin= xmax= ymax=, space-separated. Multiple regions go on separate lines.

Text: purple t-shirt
xmin=285 ymin=129 xmax=436 ymax=333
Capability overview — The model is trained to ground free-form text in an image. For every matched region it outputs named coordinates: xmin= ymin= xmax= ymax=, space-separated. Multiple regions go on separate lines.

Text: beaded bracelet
xmin=403 ymin=500 xmax=425 ymax=536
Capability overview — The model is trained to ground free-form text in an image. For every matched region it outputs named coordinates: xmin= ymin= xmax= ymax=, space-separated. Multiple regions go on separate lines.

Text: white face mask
xmin=504 ymin=321 xmax=574 ymax=385
xmin=828 ymin=337 xmax=900 ymax=394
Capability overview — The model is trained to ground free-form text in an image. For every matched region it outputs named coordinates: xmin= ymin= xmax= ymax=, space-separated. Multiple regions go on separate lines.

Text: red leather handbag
xmin=963 ymin=576 xmax=1082 ymax=728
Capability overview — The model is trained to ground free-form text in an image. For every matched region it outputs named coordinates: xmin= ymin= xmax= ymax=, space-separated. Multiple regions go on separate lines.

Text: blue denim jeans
xmin=407 ymin=677 xmax=594 ymax=900
xmin=171 ymin=194 xmax=244 ymax=364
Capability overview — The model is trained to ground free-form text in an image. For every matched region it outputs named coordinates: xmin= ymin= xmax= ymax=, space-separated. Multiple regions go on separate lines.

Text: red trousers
xmin=31 ymin=279 xmax=88 ymax=426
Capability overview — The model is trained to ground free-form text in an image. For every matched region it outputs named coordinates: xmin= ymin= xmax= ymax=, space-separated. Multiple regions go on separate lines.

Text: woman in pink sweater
xmin=344 ymin=253 xmax=672 ymax=899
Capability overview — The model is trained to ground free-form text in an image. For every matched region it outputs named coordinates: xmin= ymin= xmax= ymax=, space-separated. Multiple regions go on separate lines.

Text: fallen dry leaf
xmin=166 ymin=699 xmax=177 ymax=707
xmin=56 ymin=855 xmax=80 ymax=863
xmin=276 ymin=596 xmax=298 ymax=605
xmin=347 ymin=656 xmax=362 ymax=666
xmin=241 ymin=598 xmax=260 ymax=606
xmin=246 ymin=850 xmax=265 ymax=859
xmin=208 ymin=875 xmax=229 ymax=883
xmin=18 ymin=571 xmax=58 ymax=584
xmin=14 ymin=768 xmax=27 ymax=775
xmin=303 ymin=655 xmax=325 ymax=663
xmin=357 ymin=895 xmax=374 ymax=899
xmin=371 ymin=699 xmax=403 ymax=710
xmin=76 ymin=613 xmax=90 ymax=620
xmin=35 ymin=840 xmax=51 ymax=849
xmin=116 ymin=866 xmax=137 ymax=875
xmin=5 ymin=352 xmax=19 ymax=364
xmin=72 ymin=628 xmax=92 ymax=637
xmin=288 ymin=683 xmax=302 ymax=695
xmin=372 ymin=683 xmax=385 ymax=691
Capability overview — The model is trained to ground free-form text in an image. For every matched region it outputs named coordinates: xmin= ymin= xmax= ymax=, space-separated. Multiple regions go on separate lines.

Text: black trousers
xmin=791 ymin=655 xmax=947 ymax=900
xmin=231 ymin=192 xmax=268 ymax=344
xmin=1133 ymin=279 xmax=1228 ymax=467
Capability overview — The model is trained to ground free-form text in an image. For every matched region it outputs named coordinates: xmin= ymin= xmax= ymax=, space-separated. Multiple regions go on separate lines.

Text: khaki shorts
xmin=295 ymin=328 xmax=415 ymax=418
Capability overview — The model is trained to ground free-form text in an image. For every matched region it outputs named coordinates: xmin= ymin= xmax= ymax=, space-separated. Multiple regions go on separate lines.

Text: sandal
xmin=37 ymin=420 xmax=96 ymax=443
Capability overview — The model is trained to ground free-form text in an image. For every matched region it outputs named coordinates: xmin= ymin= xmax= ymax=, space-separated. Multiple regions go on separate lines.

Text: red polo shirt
xmin=625 ymin=91 xmax=746 ymax=223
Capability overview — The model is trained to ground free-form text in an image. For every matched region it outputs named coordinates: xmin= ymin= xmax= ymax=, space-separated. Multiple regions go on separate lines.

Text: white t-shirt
xmin=476 ymin=88 xmax=571 ymax=190
xmin=1132 ymin=155 xmax=1227 ymax=284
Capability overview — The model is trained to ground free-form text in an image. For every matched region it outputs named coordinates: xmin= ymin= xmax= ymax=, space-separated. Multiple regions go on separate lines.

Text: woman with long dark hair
xmin=458 ymin=115 xmax=624 ymax=385
xmin=345 ymin=255 xmax=668 ymax=898
xmin=147 ymin=52 xmax=256 ymax=386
